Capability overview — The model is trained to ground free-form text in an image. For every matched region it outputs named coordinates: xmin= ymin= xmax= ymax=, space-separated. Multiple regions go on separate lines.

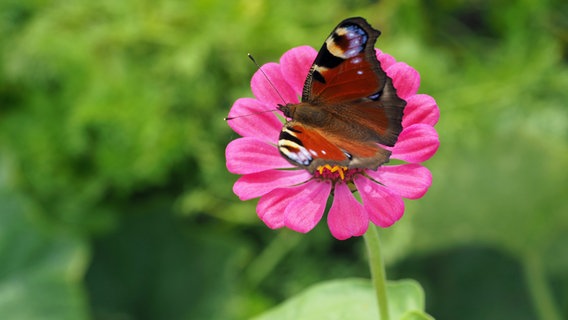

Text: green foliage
xmin=85 ymin=206 xmax=251 ymax=319
xmin=0 ymin=188 xmax=89 ymax=320
xmin=253 ymin=279 xmax=432 ymax=320
xmin=0 ymin=0 xmax=567 ymax=319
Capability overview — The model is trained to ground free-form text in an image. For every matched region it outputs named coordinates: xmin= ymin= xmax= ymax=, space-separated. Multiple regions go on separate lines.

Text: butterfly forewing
xmin=278 ymin=17 xmax=406 ymax=173
xmin=302 ymin=18 xmax=385 ymax=104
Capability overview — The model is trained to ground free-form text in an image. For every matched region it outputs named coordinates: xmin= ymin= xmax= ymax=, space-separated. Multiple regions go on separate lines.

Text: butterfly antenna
xmin=224 ymin=109 xmax=277 ymax=121
xmin=248 ymin=53 xmax=288 ymax=105
xmin=224 ymin=54 xmax=287 ymax=121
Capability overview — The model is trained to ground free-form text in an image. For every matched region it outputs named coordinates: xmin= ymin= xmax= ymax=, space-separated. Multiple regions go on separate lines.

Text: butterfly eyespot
xmin=345 ymin=48 xmax=360 ymax=57
xmin=351 ymin=57 xmax=363 ymax=64
xmin=278 ymin=139 xmax=313 ymax=166
xmin=368 ymin=91 xmax=382 ymax=101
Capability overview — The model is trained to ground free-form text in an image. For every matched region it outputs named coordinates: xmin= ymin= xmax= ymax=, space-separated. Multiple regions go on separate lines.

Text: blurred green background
xmin=1 ymin=0 xmax=567 ymax=319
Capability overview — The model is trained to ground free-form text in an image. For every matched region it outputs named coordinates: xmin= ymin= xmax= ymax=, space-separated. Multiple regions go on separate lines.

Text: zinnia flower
xmin=226 ymin=46 xmax=439 ymax=240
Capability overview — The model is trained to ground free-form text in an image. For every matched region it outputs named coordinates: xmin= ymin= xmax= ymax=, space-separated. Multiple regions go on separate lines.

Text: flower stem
xmin=364 ymin=225 xmax=390 ymax=320
xmin=523 ymin=250 xmax=562 ymax=320
xmin=246 ymin=230 xmax=301 ymax=287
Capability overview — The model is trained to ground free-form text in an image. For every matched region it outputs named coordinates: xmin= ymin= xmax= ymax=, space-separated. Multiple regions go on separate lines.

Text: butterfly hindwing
xmin=278 ymin=122 xmax=348 ymax=167
xmin=278 ymin=122 xmax=391 ymax=172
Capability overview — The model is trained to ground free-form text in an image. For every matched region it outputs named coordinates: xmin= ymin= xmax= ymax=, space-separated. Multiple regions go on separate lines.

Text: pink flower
xmin=226 ymin=46 xmax=439 ymax=240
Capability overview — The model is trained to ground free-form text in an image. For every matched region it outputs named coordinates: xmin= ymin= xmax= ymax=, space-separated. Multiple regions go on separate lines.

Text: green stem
xmin=246 ymin=230 xmax=301 ymax=287
xmin=364 ymin=225 xmax=390 ymax=320
xmin=523 ymin=251 xmax=562 ymax=320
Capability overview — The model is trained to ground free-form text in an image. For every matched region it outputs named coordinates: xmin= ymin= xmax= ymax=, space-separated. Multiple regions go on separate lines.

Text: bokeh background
xmin=1 ymin=0 xmax=567 ymax=319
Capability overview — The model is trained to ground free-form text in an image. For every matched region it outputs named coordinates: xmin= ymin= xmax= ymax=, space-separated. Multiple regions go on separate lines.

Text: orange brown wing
xmin=278 ymin=17 xmax=405 ymax=172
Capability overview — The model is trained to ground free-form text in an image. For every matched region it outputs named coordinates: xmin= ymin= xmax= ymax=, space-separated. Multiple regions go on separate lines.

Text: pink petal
xmin=367 ymin=164 xmax=432 ymax=199
xmin=284 ymin=180 xmax=332 ymax=233
xmin=227 ymin=98 xmax=282 ymax=140
xmin=280 ymin=46 xmax=317 ymax=95
xmin=251 ymin=62 xmax=299 ymax=107
xmin=257 ymin=183 xmax=312 ymax=229
xmin=392 ymin=124 xmax=439 ymax=163
xmin=402 ymin=94 xmax=440 ymax=128
xmin=327 ymin=183 xmax=369 ymax=240
xmin=226 ymin=137 xmax=294 ymax=175
xmin=386 ymin=62 xmax=420 ymax=100
xmin=375 ymin=49 xmax=397 ymax=70
xmin=355 ymin=176 xmax=405 ymax=228
xmin=233 ymin=169 xmax=312 ymax=200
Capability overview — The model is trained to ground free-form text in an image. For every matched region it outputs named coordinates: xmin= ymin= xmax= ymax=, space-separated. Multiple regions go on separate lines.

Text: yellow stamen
xmin=316 ymin=165 xmax=348 ymax=180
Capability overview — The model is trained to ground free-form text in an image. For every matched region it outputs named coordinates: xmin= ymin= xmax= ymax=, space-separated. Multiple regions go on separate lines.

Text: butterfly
xmin=277 ymin=17 xmax=406 ymax=174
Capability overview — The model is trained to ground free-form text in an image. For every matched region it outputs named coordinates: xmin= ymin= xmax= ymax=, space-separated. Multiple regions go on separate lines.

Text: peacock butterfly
xmin=277 ymin=17 xmax=406 ymax=174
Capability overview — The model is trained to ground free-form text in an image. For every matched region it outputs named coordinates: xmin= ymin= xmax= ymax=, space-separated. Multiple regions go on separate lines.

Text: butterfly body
xmin=277 ymin=17 xmax=406 ymax=174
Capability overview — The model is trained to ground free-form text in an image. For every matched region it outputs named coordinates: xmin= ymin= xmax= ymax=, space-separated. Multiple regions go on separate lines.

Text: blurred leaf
xmin=401 ymin=311 xmax=435 ymax=320
xmin=0 ymin=190 xmax=89 ymax=319
xmin=378 ymin=0 xmax=568 ymax=276
xmin=253 ymin=279 xmax=431 ymax=320
xmin=85 ymin=204 xmax=252 ymax=320
xmin=391 ymin=246 xmax=539 ymax=320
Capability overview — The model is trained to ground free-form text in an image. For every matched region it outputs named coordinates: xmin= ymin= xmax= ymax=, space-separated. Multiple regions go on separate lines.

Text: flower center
xmin=314 ymin=164 xmax=365 ymax=182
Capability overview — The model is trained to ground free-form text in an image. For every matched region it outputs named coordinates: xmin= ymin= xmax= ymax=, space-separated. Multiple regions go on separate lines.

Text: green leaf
xmin=0 ymin=191 xmax=89 ymax=320
xmin=400 ymin=310 xmax=435 ymax=320
xmin=85 ymin=207 xmax=252 ymax=320
xmin=253 ymin=278 xmax=432 ymax=320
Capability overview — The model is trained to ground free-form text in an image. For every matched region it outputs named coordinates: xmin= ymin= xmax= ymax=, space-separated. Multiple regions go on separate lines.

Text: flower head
xmin=226 ymin=46 xmax=439 ymax=240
